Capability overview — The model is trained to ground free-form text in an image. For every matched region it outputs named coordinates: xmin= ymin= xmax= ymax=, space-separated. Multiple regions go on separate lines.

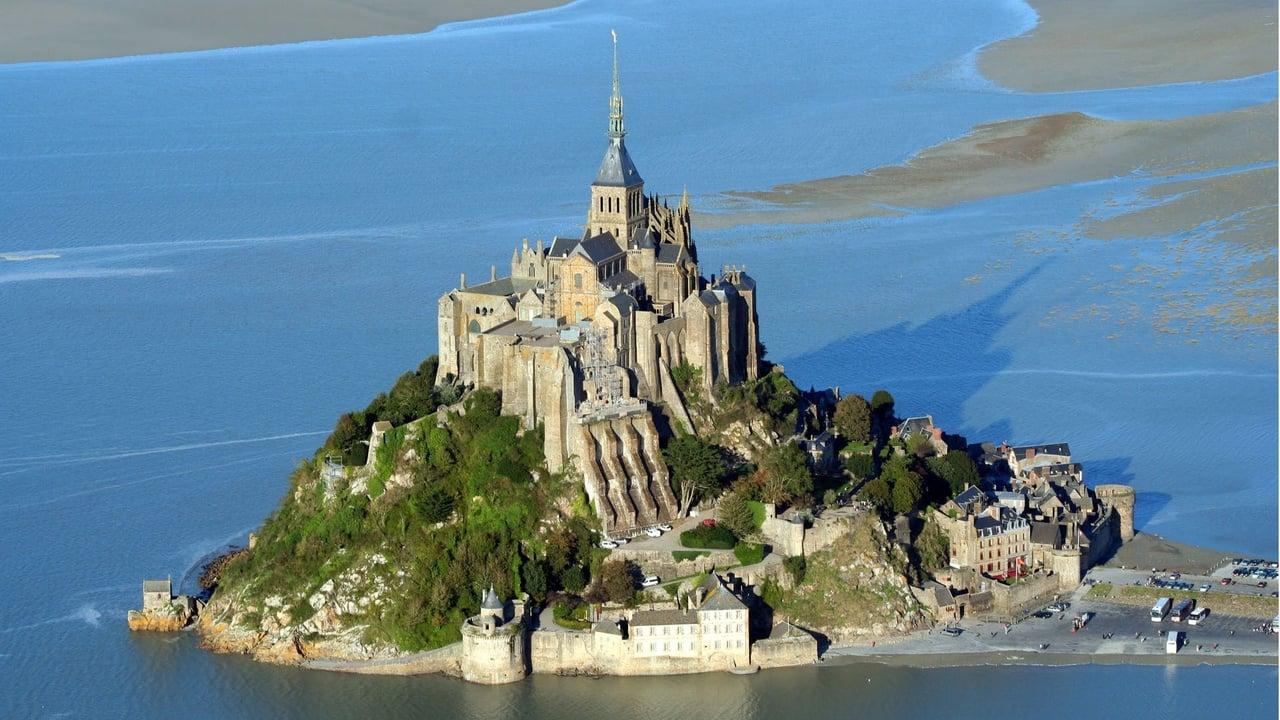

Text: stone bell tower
xmin=587 ymin=30 xmax=645 ymax=242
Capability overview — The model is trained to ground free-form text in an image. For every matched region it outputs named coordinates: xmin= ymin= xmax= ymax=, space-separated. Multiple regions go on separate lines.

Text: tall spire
xmin=609 ymin=29 xmax=624 ymax=139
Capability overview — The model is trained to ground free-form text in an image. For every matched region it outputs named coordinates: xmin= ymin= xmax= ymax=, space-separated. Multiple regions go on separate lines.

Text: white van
xmin=1166 ymin=631 xmax=1181 ymax=654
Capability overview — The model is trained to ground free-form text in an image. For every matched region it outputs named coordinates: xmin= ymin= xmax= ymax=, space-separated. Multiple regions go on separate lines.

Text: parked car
xmin=613 ymin=537 xmax=629 ymax=546
xmin=941 ymin=627 xmax=963 ymax=637
xmin=1047 ymin=602 xmax=1070 ymax=612
xmin=701 ymin=518 xmax=717 ymax=527
xmin=641 ymin=575 xmax=660 ymax=588
xmin=1032 ymin=611 xmax=1053 ymax=619
xmin=1199 ymin=584 xmax=1210 ymax=592
xmin=644 ymin=527 xmax=663 ymax=538
xmin=1221 ymin=578 xmax=1232 ymax=586
xmin=599 ymin=540 xmax=618 ymax=549
xmin=657 ymin=523 xmax=672 ymax=532
xmin=1256 ymin=581 xmax=1267 ymax=588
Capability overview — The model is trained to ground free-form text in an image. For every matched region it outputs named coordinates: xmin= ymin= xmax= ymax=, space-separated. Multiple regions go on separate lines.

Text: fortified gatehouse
xmin=436 ymin=34 xmax=760 ymax=539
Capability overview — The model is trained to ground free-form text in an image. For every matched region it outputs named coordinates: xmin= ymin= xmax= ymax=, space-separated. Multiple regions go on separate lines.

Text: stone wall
xmin=752 ymin=634 xmax=818 ymax=669
xmin=802 ymin=507 xmax=865 ymax=557
xmin=1094 ymin=485 xmax=1135 ymax=541
xmin=984 ymin=573 xmax=1060 ymax=620
xmin=529 ymin=630 xmax=747 ymax=676
xmin=461 ymin=622 xmax=527 ymax=685
xmin=308 ymin=643 xmax=462 ymax=676
xmin=760 ymin=504 xmax=805 ymax=557
xmin=611 ymin=547 xmax=736 ymax=581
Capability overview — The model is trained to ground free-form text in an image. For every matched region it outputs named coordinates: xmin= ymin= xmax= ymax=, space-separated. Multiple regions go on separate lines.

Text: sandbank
xmin=0 ymin=0 xmax=567 ymax=64
xmin=706 ymin=102 xmax=1276 ymax=229
xmin=978 ymin=0 xmax=1278 ymax=92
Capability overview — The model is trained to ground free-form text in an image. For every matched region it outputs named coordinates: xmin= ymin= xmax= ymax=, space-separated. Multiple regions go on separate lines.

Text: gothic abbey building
xmin=437 ymin=40 xmax=759 ymax=537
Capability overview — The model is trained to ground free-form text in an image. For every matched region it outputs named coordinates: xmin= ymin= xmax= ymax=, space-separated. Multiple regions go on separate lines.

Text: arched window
xmin=574 ymin=273 xmax=583 ymax=289
xmin=528 ymin=263 xmax=535 ymax=277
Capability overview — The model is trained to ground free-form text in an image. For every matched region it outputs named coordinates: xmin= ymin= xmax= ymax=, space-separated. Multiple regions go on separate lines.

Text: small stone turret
xmin=460 ymin=586 xmax=527 ymax=684
xmin=1094 ymin=484 xmax=1136 ymax=541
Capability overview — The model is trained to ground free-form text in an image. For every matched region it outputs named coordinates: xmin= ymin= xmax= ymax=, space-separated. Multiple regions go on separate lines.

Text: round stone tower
xmin=460 ymin=586 xmax=527 ymax=684
xmin=1094 ymin=485 xmax=1136 ymax=542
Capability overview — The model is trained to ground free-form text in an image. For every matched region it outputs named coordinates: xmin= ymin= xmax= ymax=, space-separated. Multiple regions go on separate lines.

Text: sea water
xmin=0 ymin=0 xmax=1275 ymax=716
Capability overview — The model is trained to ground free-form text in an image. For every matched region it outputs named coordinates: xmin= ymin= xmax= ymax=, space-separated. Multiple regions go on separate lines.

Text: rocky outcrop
xmin=199 ymin=548 xmax=408 ymax=665
xmin=775 ymin=513 xmax=929 ymax=643
xmin=127 ymin=603 xmax=191 ymax=632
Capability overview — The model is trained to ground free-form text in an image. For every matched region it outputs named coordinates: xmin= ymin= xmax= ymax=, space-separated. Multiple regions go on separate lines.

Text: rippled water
xmin=0 ymin=0 xmax=1275 ymax=716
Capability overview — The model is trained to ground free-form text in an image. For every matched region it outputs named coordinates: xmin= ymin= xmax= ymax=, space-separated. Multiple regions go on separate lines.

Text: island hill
xmin=137 ymin=38 xmax=1238 ymax=680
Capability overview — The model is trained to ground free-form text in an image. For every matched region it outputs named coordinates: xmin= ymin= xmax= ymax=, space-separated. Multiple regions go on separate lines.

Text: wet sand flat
xmin=979 ymin=0 xmax=1278 ymax=92
xmin=707 ymin=102 xmax=1276 ymax=230
xmin=0 ymin=0 xmax=566 ymax=64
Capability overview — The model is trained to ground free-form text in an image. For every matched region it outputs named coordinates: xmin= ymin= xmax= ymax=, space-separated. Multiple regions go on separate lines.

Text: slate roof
xmin=602 ymin=269 xmax=640 ymax=290
xmin=481 ymin=585 xmax=503 ymax=611
xmin=594 ymin=618 xmax=624 ymax=636
xmin=898 ymin=416 xmax=935 ymax=437
xmin=1030 ymin=521 xmax=1065 ymax=546
xmin=656 ymin=243 xmax=685 ymax=264
xmin=461 ymin=276 xmax=540 ymax=298
xmin=548 ymin=236 xmax=580 ymax=258
xmin=577 ymin=233 xmax=625 ymax=263
xmin=594 ymin=137 xmax=643 ymax=187
xmin=630 ymin=609 xmax=696 ymax=627
xmin=698 ymin=575 xmax=747 ymax=612
xmin=143 ymin=579 xmax=171 ymax=594
xmin=766 ymin=621 xmax=814 ymax=640
xmin=954 ymin=485 xmax=982 ymax=508
xmin=1012 ymin=443 xmax=1071 ymax=460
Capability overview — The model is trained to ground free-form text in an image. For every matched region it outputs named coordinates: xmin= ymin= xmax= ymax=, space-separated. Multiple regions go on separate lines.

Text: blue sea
xmin=0 ymin=0 xmax=1275 ymax=716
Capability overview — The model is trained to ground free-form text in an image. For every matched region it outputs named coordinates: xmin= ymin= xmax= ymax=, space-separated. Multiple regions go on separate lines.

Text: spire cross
xmin=609 ymin=29 xmax=624 ymax=139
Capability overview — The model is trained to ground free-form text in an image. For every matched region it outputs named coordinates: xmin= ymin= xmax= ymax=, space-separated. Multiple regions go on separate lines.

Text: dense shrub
xmin=783 ymin=555 xmax=807 ymax=585
xmin=680 ymin=524 xmax=737 ymax=549
xmin=733 ymin=541 xmax=765 ymax=566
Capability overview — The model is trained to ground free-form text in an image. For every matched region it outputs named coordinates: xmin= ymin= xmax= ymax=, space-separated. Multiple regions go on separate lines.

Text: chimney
xmin=490 ymin=265 xmax=497 ymax=282
xmin=460 ymin=272 xmax=466 ymax=289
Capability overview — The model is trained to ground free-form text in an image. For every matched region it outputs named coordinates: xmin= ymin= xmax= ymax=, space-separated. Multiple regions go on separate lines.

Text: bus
xmin=1166 ymin=631 xmax=1181 ymax=654
xmin=1150 ymin=597 xmax=1171 ymax=622
xmin=1188 ymin=607 xmax=1209 ymax=625
xmin=1171 ymin=598 xmax=1195 ymax=622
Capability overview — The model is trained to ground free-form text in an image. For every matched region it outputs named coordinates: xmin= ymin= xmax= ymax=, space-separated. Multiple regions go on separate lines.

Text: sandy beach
xmin=0 ymin=0 xmax=566 ymax=64
xmin=979 ymin=0 xmax=1278 ymax=92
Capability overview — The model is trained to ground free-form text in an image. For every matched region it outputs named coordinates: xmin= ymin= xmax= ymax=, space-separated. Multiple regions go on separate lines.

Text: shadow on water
xmin=1132 ymin=492 xmax=1173 ymax=532
xmin=779 ymin=264 xmax=1044 ymax=441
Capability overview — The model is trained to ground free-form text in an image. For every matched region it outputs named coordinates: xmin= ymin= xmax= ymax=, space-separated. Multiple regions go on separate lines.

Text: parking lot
xmin=1088 ymin=561 xmax=1278 ymax=599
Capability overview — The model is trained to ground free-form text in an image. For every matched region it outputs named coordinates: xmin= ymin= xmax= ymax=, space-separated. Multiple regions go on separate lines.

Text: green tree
xmin=870 ymin=389 xmax=895 ymax=418
xmin=891 ymin=469 xmax=924 ymax=514
xmin=844 ymin=453 xmax=874 ymax=480
xmin=663 ymin=435 xmax=725 ymax=515
xmin=926 ymin=451 xmax=981 ymax=497
xmin=670 ymin=362 xmax=703 ymax=400
xmin=861 ymin=477 xmax=892 ymax=510
xmin=561 ymin=565 xmax=586 ymax=594
xmin=832 ymin=394 xmax=872 ymax=442
xmin=521 ymin=559 xmax=548 ymax=602
xmin=757 ymin=443 xmax=813 ymax=505
xmin=598 ymin=559 xmax=639 ymax=604
xmin=718 ymin=491 xmax=756 ymax=538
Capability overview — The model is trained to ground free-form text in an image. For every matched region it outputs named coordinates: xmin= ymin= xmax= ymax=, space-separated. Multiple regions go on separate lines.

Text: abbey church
xmin=437 ymin=37 xmax=760 ymax=538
